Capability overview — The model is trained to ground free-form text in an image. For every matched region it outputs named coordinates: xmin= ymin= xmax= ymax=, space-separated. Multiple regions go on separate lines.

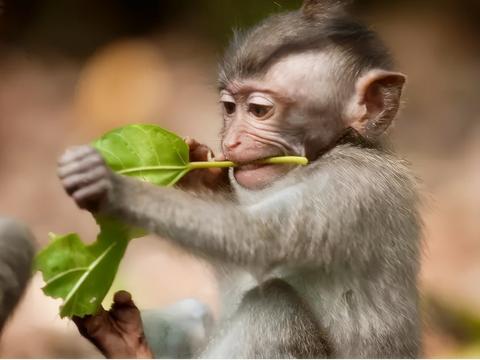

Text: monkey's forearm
xmin=105 ymin=146 xmax=420 ymax=271
xmin=106 ymin=175 xmax=274 ymax=265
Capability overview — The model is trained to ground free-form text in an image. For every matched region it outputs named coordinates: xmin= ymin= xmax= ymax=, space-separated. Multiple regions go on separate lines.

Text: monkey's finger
xmin=190 ymin=144 xmax=215 ymax=162
xmin=204 ymin=167 xmax=229 ymax=188
xmin=62 ymin=166 xmax=109 ymax=195
xmin=184 ymin=136 xmax=204 ymax=148
xmin=72 ymin=179 xmax=111 ymax=209
xmin=185 ymin=137 xmax=210 ymax=153
xmin=185 ymin=138 xmax=201 ymax=153
xmin=185 ymin=137 xmax=218 ymax=162
xmin=84 ymin=318 xmax=111 ymax=341
xmin=113 ymin=290 xmax=135 ymax=306
xmin=214 ymin=153 xmax=227 ymax=161
xmin=58 ymin=153 xmax=105 ymax=179
xmin=58 ymin=145 xmax=97 ymax=166
xmin=72 ymin=315 xmax=89 ymax=337
xmin=111 ymin=291 xmax=143 ymax=330
xmin=72 ymin=307 xmax=108 ymax=339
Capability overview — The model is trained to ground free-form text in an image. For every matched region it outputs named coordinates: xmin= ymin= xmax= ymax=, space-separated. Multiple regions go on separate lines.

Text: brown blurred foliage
xmin=0 ymin=0 xmax=479 ymax=357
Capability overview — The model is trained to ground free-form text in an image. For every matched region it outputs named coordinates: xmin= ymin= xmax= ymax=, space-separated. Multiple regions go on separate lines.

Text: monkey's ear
xmin=348 ymin=70 xmax=406 ymax=139
xmin=302 ymin=0 xmax=351 ymax=19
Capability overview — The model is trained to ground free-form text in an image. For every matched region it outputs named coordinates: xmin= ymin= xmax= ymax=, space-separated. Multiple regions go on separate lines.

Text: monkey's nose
xmin=223 ymin=138 xmax=242 ymax=151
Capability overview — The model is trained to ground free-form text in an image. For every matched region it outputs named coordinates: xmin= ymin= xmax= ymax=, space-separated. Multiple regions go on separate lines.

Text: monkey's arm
xmin=59 ymin=145 xmax=420 ymax=271
xmin=108 ymin=145 xmax=419 ymax=269
xmin=0 ymin=218 xmax=35 ymax=331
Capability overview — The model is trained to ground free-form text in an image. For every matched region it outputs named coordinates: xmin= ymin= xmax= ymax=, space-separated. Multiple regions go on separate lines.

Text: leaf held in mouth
xmin=36 ymin=124 xmax=308 ymax=318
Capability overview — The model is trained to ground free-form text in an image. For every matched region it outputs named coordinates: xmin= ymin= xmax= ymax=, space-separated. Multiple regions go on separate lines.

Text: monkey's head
xmin=219 ymin=0 xmax=405 ymax=190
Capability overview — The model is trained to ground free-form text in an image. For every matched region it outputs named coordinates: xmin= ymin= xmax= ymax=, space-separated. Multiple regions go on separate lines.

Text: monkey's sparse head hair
xmin=219 ymin=0 xmax=394 ymax=90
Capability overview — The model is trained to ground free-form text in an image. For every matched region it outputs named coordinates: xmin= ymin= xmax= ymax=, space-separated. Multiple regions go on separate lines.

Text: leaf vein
xmin=62 ymin=242 xmax=117 ymax=310
xmin=44 ymin=267 xmax=90 ymax=286
xmin=96 ymin=143 xmax=126 ymax=170
xmin=132 ymin=125 xmax=161 ymax=165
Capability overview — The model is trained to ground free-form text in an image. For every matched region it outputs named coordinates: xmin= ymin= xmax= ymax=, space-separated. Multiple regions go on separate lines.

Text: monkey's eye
xmin=247 ymin=95 xmax=274 ymax=119
xmin=248 ymin=104 xmax=272 ymax=118
xmin=250 ymin=103 xmax=275 ymax=118
xmin=220 ymin=92 xmax=236 ymax=116
xmin=222 ymin=101 xmax=236 ymax=115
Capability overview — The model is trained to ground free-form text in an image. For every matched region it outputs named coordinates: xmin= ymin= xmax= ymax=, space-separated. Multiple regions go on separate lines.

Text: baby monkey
xmin=58 ymin=0 xmax=422 ymax=358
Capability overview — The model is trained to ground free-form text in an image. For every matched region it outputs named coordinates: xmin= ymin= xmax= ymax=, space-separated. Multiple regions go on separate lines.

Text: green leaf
xmin=93 ymin=124 xmax=191 ymax=187
xmin=37 ymin=124 xmax=309 ymax=318
xmin=35 ymin=218 xmax=131 ymax=318
xmin=93 ymin=124 xmax=309 ymax=186
xmin=35 ymin=125 xmax=195 ymax=318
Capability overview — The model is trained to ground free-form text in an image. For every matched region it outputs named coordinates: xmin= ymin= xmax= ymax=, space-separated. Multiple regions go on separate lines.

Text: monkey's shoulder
xmin=307 ymin=145 xmax=416 ymax=186
xmin=298 ymin=145 xmax=420 ymax=208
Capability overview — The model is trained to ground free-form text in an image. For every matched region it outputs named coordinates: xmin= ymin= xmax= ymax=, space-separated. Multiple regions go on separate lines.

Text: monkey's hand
xmin=58 ymin=145 xmax=114 ymax=212
xmin=73 ymin=291 xmax=153 ymax=359
xmin=178 ymin=137 xmax=230 ymax=192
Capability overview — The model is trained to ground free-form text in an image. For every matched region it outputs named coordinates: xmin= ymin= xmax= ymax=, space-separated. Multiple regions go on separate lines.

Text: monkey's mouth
xmin=234 ymin=153 xmax=296 ymax=172
xmin=233 ymin=153 xmax=286 ymax=168
xmin=233 ymin=155 xmax=295 ymax=189
xmin=238 ymin=163 xmax=268 ymax=171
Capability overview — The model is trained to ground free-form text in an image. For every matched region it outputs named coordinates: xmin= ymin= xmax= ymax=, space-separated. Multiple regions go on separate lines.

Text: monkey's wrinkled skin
xmin=59 ymin=0 xmax=422 ymax=358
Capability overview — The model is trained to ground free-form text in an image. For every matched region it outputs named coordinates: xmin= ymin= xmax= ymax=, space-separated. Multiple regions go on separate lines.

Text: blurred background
xmin=0 ymin=0 xmax=479 ymax=357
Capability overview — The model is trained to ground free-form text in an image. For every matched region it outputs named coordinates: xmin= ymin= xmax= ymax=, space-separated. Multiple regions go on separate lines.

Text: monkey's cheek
xmin=234 ymin=164 xmax=291 ymax=189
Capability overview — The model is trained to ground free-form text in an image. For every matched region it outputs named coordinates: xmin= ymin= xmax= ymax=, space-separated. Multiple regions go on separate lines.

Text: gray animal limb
xmin=0 ymin=217 xmax=36 ymax=332
xmin=141 ymin=299 xmax=213 ymax=358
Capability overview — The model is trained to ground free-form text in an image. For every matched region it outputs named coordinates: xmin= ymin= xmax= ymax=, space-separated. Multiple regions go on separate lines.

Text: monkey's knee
xmin=0 ymin=218 xmax=36 ymax=331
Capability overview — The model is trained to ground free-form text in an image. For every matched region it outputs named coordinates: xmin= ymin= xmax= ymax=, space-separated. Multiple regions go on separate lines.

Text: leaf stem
xmin=188 ymin=156 xmax=308 ymax=170
xmin=187 ymin=161 xmax=234 ymax=169
xmin=117 ymin=156 xmax=309 ymax=175
xmin=118 ymin=165 xmax=185 ymax=175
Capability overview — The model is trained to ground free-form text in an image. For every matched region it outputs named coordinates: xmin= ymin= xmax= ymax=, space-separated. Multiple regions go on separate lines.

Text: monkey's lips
xmin=237 ymin=163 xmax=268 ymax=171
xmin=234 ymin=161 xmax=293 ymax=189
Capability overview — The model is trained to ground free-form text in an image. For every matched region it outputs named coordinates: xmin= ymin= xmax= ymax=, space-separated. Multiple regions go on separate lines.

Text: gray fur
xmin=205 ymin=278 xmax=330 ymax=358
xmin=58 ymin=1 xmax=421 ymax=357
xmin=302 ymin=0 xmax=352 ymax=19
xmin=97 ymin=144 xmax=421 ymax=358
xmin=0 ymin=218 xmax=35 ymax=331
xmin=58 ymin=136 xmax=421 ymax=357
xmin=142 ymin=299 xmax=213 ymax=358
xmin=219 ymin=3 xmax=393 ymax=95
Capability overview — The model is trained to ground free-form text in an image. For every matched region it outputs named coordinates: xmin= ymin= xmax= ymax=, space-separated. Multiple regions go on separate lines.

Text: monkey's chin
xmin=233 ymin=164 xmax=292 ymax=190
